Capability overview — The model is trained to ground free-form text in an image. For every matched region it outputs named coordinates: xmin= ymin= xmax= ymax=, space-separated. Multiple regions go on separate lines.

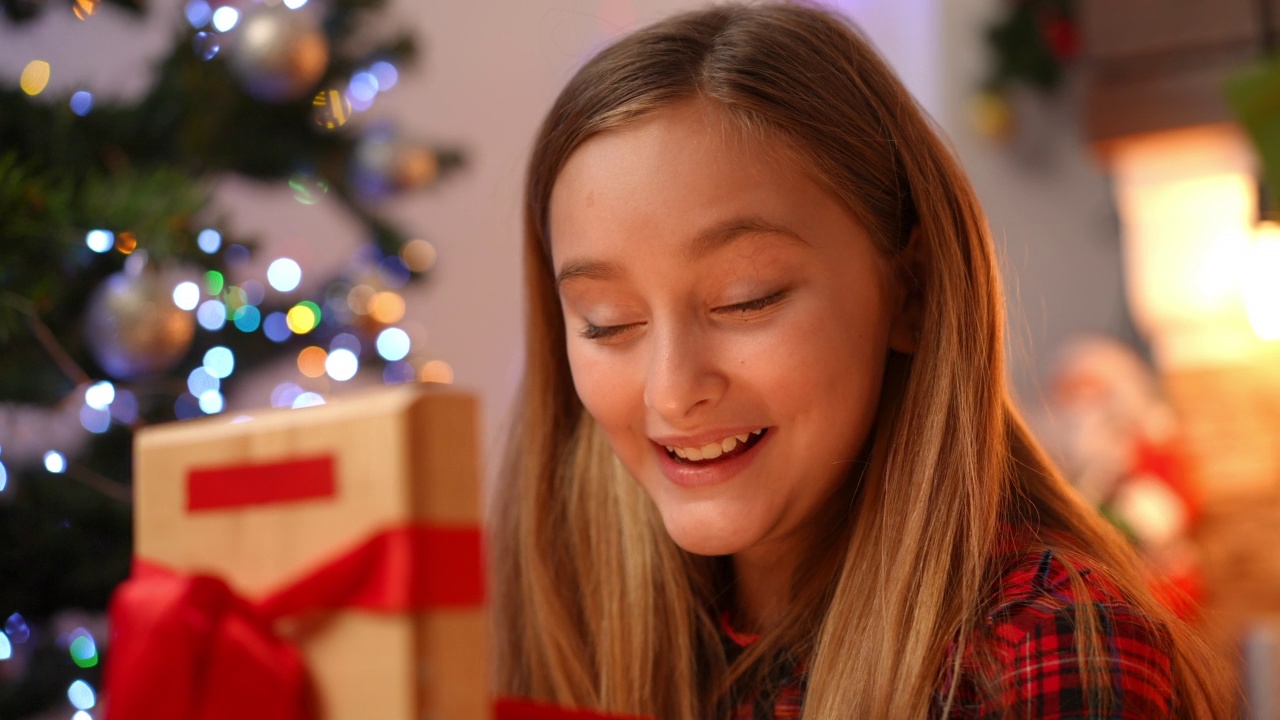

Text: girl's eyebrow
xmin=554 ymin=215 xmax=807 ymax=292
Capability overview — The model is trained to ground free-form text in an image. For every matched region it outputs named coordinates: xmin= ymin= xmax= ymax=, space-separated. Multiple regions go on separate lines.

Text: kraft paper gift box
xmin=109 ymin=385 xmax=488 ymax=720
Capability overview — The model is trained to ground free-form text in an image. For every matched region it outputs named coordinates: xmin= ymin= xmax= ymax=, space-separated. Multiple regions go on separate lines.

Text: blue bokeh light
xmin=197 ymin=228 xmax=222 ymax=254
xmin=69 ymin=91 xmax=93 ymax=116
xmin=203 ymin=346 xmax=235 ymax=379
xmin=263 ymin=312 xmax=291 ymax=343
xmin=376 ymin=327 xmax=410 ymax=361
xmin=185 ymin=0 xmax=212 ymax=28
xmin=85 ymin=229 xmax=113 ymax=253
xmin=197 ymin=300 xmax=227 ymax=331
xmin=68 ymin=679 xmax=96 ymax=710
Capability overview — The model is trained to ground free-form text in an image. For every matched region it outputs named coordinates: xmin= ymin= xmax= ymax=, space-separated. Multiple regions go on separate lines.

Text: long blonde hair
xmin=491 ymin=4 xmax=1237 ymax=718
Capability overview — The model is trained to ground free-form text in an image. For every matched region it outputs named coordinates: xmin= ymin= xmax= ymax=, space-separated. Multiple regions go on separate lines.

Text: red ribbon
xmin=105 ymin=525 xmax=484 ymax=720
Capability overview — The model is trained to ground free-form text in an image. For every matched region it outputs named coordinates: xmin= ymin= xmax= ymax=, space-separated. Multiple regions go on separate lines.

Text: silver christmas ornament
xmin=227 ymin=6 xmax=329 ymax=103
xmin=84 ymin=270 xmax=195 ymax=380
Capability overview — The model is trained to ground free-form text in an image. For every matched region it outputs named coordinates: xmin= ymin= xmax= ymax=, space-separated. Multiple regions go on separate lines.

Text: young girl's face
xmin=548 ymin=100 xmax=911 ymax=560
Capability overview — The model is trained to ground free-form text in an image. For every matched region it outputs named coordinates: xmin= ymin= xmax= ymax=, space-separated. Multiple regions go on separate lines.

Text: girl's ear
xmin=888 ymin=225 xmax=926 ymax=354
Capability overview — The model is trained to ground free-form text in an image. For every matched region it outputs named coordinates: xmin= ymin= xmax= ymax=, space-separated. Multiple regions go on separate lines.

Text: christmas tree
xmin=0 ymin=0 xmax=460 ymax=715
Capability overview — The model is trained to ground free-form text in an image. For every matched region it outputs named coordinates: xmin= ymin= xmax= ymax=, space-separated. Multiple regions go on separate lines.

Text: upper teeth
xmin=666 ymin=429 xmax=763 ymax=461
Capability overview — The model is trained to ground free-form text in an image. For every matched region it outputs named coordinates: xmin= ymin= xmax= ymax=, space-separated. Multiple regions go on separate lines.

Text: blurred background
xmin=1 ymin=0 xmax=1279 ymax=717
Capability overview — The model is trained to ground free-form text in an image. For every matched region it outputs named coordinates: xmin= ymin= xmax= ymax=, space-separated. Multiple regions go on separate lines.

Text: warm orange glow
xmin=369 ymin=291 xmax=405 ymax=324
xmin=347 ymin=284 xmax=375 ymax=315
xmin=115 ymin=231 xmax=138 ymax=255
xmin=297 ymin=346 xmax=328 ymax=378
xmin=400 ymin=239 xmax=437 ymax=272
xmin=418 ymin=360 xmax=454 ymax=384
xmin=72 ymin=0 xmax=99 ymax=19
xmin=1245 ymin=222 xmax=1280 ymax=341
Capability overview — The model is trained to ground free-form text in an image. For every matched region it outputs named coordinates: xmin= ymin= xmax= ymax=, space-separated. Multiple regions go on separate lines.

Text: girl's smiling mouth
xmin=662 ymin=428 xmax=768 ymax=463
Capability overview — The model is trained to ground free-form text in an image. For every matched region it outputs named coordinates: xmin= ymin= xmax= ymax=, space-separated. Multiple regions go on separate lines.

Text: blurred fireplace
xmin=1082 ymin=1 xmax=1280 ymax=715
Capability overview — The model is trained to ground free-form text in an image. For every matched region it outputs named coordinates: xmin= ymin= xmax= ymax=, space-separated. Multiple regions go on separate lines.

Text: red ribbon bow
xmin=105 ymin=526 xmax=484 ymax=720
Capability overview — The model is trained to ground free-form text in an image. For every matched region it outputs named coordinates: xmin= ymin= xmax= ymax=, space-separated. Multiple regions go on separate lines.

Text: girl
xmin=491 ymin=3 xmax=1238 ymax=718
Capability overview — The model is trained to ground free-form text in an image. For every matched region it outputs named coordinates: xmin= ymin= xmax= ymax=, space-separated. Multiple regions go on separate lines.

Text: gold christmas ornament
xmin=84 ymin=270 xmax=196 ymax=380
xmin=228 ymin=6 xmax=329 ymax=102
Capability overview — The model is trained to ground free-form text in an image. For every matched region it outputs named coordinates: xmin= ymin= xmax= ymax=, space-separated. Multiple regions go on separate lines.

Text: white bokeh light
xmin=325 ymin=348 xmax=359 ymax=381
xmin=173 ymin=280 xmax=200 ymax=311
xmin=267 ymin=258 xmax=303 ymax=292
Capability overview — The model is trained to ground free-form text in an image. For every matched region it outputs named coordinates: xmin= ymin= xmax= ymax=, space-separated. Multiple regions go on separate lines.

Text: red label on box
xmin=187 ymin=456 xmax=336 ymax=511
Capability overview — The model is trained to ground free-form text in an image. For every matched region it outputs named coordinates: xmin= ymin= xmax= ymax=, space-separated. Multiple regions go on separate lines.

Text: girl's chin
xmin=658 ymin=513 xmax=756 ymax=557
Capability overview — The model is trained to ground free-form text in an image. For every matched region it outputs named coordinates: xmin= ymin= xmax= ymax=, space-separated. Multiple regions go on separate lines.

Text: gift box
xmin=107 ymin=385 xmax=488 ymax=720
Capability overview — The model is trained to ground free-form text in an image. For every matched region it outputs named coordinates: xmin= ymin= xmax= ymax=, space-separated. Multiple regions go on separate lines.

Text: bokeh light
xmin=72 ymin=0 xmax=99 ymax=20
xmin=69 ymin=91 xmax=93 ymax=116
xmin=203 ymin=346 xmax=235 ymax=378
xmin=330 ymin=333 xmax=361 ymax=354
xmin=80 ymin=404 xmax=110 ymax=434
xmin=369 ymin=61 xmax=398 ymax=91
xmin=286 ymin=303 xmax=319 ymax=334
xmin=369 ymin=291 xmax=405 ymax=324
xmin=271 ymin=382 xmax=304 ymax=408
xmin=74 ymin=712 xmax=92 ymax=720
xmin=193 ymin=31 xmax=221 ymax=61
xmin=0 ymin=460 xmax=7 ymax=493
xmin=175 ymin=393 xmax=202 ymax=420
xmin=376 ymin=327 xmax=410 ymax=361
xmin=347 ymin=284 xmax=375 ymax=315
xmin=292 ymin=392 xmax=326 ymax=409
xmin=0 ymin=633 xmax=10 ymax=660
xmin=383 ymin=361 xmax=414 ymax=384
xmin=197 ymin=228 xmax=222 ymax=254
xmin=85 ymin=381 xmax=115 ymax=410
xmin=115 ymin=231 xmax=137 ymax=255
xmin=185 ymin=0 xmax=212 ymax=28
xmin=197 ymin=300 xmax=227 ymax=331
xmin=187 ymin=367 xmax=219 ymax=397
xmin=68 ymin=679 xmax=95 ymax=710
xmin=267 ymin=258 xmax=302 ymax=292
xmin=44 ymin=451 xmax=66 ymax=474
xmin=263 ymin=312 xmax=291 ymax=342
xmin=233 ymin=305 xmax=261 ymax=332
xmin=400 ymin=238 xmax=437 ymax=272
xmin=205 ymin=270 xmax=224 ymax=295
xmin=20 ymin=60 xmax=50 ymax=96
xmin=225 ymin=244 xmax=250 ymax=264
xmin=211 ymin=5 xmax=239 ymax=32
xmin=378 ymin=256 xmax=411 ymax=288
xmin=297 ymin=346 xmax=327 ymax=378
xmin=325 ymin=348 xmax=359 ymax=381
xmin=289 ymin=174 xmax=329 ymax=205
xmin=5 ymin=614 xmax=28 ymax=642
xmin=111 ymin=389 xmax=139 ymax=424
xmin=173 ymin=281 xmax=200 ymax=311
xmin=242 ymin=279 xmax=266 ymax=305
xmin=419 ymin=360 xmax=454 ymax=385
xmin=313 ymin=88 xmax=352 ymax=130
xmin=69 ymin=632 xmax=98 ymax=669
xmin=199 ymin=390 xmax=225 ymax=414
xmin=85 ymin=229 xmax=112 ymax=253
xmin=284 ymin=0 xmax=308 ymax=8
xmin=347 ymin=72 xmax=378 ymax=103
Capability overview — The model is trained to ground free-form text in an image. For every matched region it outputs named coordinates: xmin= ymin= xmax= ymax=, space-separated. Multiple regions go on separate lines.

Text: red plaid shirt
xmin=725 ymin=548 xmax=1176 ymax=718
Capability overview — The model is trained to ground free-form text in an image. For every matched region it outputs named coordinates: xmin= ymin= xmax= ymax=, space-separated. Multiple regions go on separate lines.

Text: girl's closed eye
xmin=718 ymin=289 xmax=789 ymax=315
xmin=578 ymin=290 xmax=791 ymax=341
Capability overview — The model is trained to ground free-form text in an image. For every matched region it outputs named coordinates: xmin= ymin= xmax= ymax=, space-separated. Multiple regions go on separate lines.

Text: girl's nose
xmin=642 ymin=324 xmax=728 ymax=422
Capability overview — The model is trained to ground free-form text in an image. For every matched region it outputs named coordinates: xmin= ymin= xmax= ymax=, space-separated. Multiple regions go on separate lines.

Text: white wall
xmin=0 ymin=0 xmax=1130 ymax=481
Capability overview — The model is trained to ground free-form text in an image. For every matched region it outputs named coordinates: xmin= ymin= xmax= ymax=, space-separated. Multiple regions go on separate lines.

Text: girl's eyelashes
xmin=718 ymin=289 xmax=789 ymax=315
xmin=576 ymin=291 xmax=790 ymax=341
xmin=578 ymin=322 xmax=633 ymax=341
